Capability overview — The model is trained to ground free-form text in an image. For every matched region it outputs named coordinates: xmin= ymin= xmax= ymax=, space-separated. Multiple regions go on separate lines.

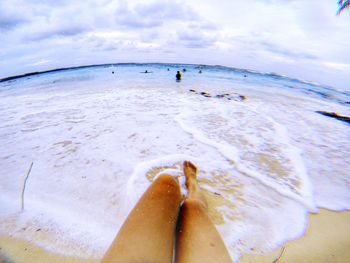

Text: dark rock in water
xmin=200 ymin=92 xmax=211 ymax=98
xmin=195 ymin=91 xmax=247 ymax=102
xmin=244 ymin=75 xmax=247 ymax=77
xmin=112 ymin=71 xmax=114 ymax=74
xmin=316 ymin=111 xmax=350 ymax=124
xmin=214 ymin=93 xmax=244 ymax=101
xmin=183 ymin=68 xmax=187 ymax=72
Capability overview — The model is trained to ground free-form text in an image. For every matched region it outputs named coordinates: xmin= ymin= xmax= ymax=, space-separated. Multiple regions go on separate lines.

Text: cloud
xmin=135 ymin=0 xmax=198 ymax=20
xmin=26 ymin=24 xmax=89 ymax=41
xmin=258 ymin=41 xmax=318 ymax=60
xmin=0 ymin=1 xmax=89 ymax=40
xmin=0 ymin=15 xmax=26 ymax=31
xmin=177 ymin=29 xmax=217 ymax=48
xmin=0 ymin=2 xmax=28 ymax=30
xmin=323 ymin=61 xmax=350 ymax=71
xmin=29 ymin=59 xmax=52 ymax=66
xmin=115 ymin=0 xmax=199 ymax=29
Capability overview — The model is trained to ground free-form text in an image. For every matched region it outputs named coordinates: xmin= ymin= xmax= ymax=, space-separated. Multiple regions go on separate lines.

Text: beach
xmin=1 ymin=209 xmax=349 ymax=262
xmin=241 ymin=209 xmax=350 ymax=263
xmin=0 ymin=236 xmax=98 ymax=263
xmin=0 ymin=64 xmax=349 ymax=261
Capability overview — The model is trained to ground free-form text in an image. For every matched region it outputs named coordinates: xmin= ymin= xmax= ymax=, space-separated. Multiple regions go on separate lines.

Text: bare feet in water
xmin=183 ymin=160 xmax=197 ymax=183
xmin=183 ymin=160 xmax=208 ymax=209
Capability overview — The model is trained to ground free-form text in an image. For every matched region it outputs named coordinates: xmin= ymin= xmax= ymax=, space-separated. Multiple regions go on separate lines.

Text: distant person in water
xmin=176 ymin=71 xmax=182 ymax=81
xmin=102 ymin=161 xmax=232 ymax=263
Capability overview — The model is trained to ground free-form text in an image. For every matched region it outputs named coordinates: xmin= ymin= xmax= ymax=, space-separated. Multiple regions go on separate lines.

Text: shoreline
xmin=1 ymin=209 xmax=349 ymax=262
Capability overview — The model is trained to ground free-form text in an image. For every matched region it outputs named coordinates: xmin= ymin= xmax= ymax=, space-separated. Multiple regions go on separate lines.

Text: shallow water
xmin=0 ymin=63 xmax=349 ymax=260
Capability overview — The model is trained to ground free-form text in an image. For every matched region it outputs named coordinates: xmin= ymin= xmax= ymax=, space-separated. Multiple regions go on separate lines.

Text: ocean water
xmin=0 ymin=63 xmax=349 ymax=261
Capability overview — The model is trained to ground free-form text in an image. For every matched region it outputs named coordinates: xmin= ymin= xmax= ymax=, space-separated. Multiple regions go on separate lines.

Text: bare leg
xmin=102 ymin=174 xmax=182 ymax=263
xmin=175 ymin=161 xmax=232 ymax=263
xmin=183 ymin=161 xmax=208 ymax=209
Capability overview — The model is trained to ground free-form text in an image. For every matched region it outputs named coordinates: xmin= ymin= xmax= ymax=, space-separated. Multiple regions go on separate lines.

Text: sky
xmin=0 ymin=0 xmax=349 ymax=90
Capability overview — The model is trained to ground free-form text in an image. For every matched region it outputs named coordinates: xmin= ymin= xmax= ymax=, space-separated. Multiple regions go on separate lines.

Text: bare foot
xmin=183 ymin=160 xmax=198 ymax=181
xmin=183 ymin=161 xmax=208 ymax=208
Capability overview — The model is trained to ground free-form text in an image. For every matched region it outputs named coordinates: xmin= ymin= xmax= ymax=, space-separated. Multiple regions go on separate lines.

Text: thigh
xmin=102 ymin=174 xmax=182 ymax=263
xmin=175 ymin=199 xmax=232 ymax=263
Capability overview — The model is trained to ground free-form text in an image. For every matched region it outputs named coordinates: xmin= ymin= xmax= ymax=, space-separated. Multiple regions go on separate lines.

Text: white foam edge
xmin=174 ymin=113 xmax=240 ymax=163
xmin=246 ymin=105 xmax=317 ymax=211
xmin=175 ymin=107 xmax=317 ymax=212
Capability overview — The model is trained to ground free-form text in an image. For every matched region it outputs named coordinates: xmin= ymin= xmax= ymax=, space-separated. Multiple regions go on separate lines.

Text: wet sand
xmin=0 ymin=236 xmax=98 ymax=263
xmin=1 ymin=209 xmax=349 ymax=262
xmin=241 ymin=209 xmax=350 ymax=263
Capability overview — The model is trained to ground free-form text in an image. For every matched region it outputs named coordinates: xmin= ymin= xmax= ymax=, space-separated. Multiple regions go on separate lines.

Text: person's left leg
xmin=175 ymin=161 xmax=232 ymax=263
xmin=102 ymin=174 xmax=182 ymax=263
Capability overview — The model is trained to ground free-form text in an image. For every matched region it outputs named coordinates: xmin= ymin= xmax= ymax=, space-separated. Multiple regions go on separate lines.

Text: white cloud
xmin=323 ymin=62 xmax=350 ymax=71
xmin=29 ymin=59 xmax=52 ymax=66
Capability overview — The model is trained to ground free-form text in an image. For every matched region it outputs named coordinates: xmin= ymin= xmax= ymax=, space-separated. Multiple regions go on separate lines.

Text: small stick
xmin=273 ymin=246 xmax=286 ymax=263
xmin=21 ymin=161 xmax=33 ymax=211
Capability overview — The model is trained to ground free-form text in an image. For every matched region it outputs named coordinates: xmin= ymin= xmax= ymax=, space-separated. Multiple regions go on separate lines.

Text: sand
xmin=241 ymin=209 xmax=350 ymax=263
xmin=0 ymin=237 xmax=98 ymax=263
xmin=1 ymin=209 xmax=349 ymax=262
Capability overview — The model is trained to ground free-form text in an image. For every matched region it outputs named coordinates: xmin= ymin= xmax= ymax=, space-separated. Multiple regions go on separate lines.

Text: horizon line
xmin=0 ymin=62 xmax=327 ymax=89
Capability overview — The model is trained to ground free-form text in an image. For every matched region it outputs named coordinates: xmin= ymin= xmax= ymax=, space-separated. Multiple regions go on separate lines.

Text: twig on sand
xmin=21 ymin=161 xmax=33 ymax=211
xmin=273 ymin=246 xmax=286 ymax=263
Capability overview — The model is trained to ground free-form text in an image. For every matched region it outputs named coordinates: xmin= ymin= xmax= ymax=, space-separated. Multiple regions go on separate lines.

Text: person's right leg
xmin=102 ymin=174 xmax=181 ymax=263
xmin=175 ymin=161 xmax=232 ymax=263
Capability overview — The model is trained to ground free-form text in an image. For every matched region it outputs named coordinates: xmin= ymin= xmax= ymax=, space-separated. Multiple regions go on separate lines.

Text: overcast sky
xmin=1 ymin=0 xmax=349 ymax=90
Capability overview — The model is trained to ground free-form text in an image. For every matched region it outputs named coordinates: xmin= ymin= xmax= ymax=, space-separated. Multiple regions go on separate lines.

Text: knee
xmin=154 ymin=174 xmax=179 ymax=188
xmin=152 ymin=174 xmax=181 ymax=198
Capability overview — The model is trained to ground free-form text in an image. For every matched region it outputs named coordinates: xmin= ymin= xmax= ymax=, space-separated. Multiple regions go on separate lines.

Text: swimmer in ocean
xmin=176 ymin=71 xmax=182 ymax=81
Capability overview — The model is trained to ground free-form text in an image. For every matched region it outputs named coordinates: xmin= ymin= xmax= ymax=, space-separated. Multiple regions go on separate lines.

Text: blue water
xmin=1 ymin=63 xmax=349 ymax=106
